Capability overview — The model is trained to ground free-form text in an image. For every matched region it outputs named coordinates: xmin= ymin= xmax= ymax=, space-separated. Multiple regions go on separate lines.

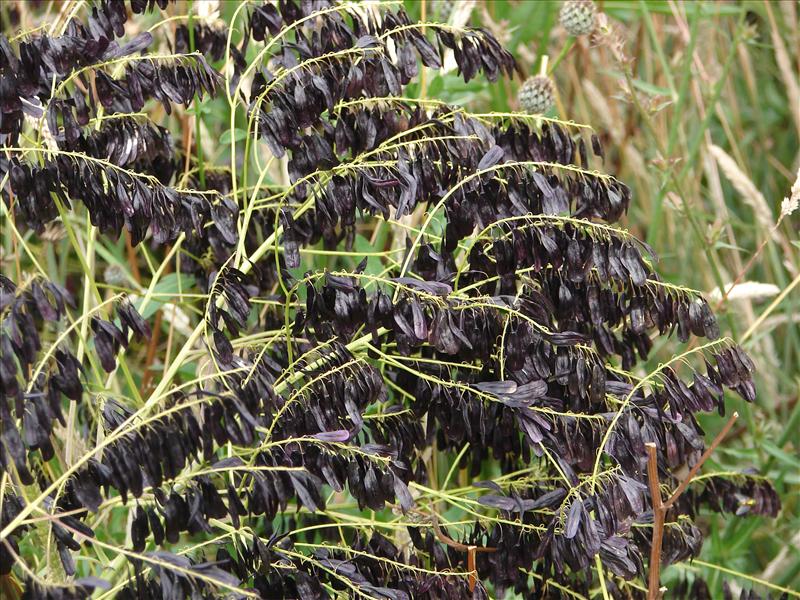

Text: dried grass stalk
xmin=708 ymin=144 xmax=778 ymax=241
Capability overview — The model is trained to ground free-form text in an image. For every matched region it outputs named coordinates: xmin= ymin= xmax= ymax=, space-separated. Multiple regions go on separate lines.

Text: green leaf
xmin=220 ymin=128 xmax=248 ymax=144
xmin=714 ymin=241 xmax=748 ymax=252
xmin=426 ymin=75 xmax=444 ymax=98
xmin=185 ymin=102 xmax=212 ymax=117
xmin=761 ymin=441 xmax=800 ymax=470
xmin=630 ymin=78 xmax=672 ymax=97
xmin=134 ymin=273 xmax=195 ymax=320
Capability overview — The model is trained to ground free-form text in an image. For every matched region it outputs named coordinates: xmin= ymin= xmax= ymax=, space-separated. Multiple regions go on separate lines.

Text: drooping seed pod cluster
xmin=0 ymin=1 xmax=780 ymax=599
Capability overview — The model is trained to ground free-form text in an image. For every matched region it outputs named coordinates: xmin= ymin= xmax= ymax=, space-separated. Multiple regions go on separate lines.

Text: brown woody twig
xmin=645 ymin=411 xmax=739 ymax=600
xmin=428 ymin=505 xmax=496 ymax=592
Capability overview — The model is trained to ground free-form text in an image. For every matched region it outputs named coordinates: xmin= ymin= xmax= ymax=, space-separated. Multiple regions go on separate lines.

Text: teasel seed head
xmin=560 ymin=0 xmax=597 ymax=36
xmin=518 ymin=75 xmax=555 ymax=114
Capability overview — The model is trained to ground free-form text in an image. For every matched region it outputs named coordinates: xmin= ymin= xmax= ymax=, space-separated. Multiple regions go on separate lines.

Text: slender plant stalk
xmin=645 ymin=412 xmax=739 ymax=599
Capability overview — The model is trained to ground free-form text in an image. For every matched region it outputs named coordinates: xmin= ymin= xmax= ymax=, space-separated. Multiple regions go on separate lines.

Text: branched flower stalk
xmin=0 ymin=1 xmax=781 ymax=599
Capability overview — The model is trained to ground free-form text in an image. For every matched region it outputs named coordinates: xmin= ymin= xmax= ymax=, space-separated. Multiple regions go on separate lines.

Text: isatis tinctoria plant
xmin=0 ymin=1 xmax=779 ymax=599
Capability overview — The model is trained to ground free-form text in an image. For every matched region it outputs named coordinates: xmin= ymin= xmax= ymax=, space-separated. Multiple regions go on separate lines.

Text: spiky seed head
xmin=518 ymin=75 xmax=555 ymax=114
xmin=559 ymin=0 xmax=597 ymax=36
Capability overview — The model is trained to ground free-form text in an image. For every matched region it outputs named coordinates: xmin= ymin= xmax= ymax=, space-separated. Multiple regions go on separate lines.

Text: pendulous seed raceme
xmin=0 ymin=1 xmax=780 ymax=599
